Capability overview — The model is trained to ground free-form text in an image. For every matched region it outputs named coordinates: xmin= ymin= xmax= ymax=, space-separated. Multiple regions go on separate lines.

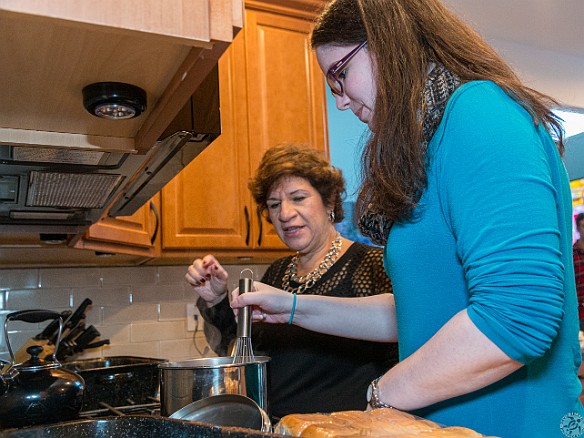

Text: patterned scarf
xmin=357 ymin=62 xmax=462 ymax=246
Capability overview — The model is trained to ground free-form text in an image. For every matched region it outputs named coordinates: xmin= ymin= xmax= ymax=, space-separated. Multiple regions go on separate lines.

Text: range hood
xmin=0 ymin=66 xmax=220 ymax=234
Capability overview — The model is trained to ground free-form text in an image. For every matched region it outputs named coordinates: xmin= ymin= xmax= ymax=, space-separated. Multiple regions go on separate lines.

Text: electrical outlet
xmin=186 ymin=303 xmax=200 ymax=332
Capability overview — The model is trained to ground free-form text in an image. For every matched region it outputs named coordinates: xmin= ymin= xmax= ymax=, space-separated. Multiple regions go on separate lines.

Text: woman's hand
xmin=231 ymin=282 xmax=295 ymax=324
xmin=185 ymin=255 xmax=229 ymax=306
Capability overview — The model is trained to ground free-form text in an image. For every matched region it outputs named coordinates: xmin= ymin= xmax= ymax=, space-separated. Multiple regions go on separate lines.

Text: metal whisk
xmin=232 ymin=269 xmax=256 ymax=364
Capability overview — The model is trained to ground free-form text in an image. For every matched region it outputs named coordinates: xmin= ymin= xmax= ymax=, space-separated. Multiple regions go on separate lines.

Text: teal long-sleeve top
xmin=385 ymin=81 xmax=584 ymax=438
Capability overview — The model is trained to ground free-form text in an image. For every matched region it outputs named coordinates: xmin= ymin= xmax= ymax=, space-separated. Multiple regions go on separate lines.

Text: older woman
xmin=186 ymin=144 xmax=396 ymax=420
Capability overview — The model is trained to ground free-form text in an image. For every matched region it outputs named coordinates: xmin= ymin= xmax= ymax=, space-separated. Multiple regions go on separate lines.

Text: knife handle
xmin=72 ymin=325 xmax=101 ymax=350
xmin=51 ymin=298 xmax=93 ymax=345
xmin=64 ymin=298 xmax=93 ymax=329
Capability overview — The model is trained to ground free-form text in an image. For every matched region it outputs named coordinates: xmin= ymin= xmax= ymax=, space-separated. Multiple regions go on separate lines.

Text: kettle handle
xmin=4 ymin=310 xmax=64 ymax=368
xmin=7 ymin=310 xmax=62 ymax=324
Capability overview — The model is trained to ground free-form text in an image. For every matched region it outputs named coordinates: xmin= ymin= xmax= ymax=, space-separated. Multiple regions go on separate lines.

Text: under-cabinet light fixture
xmin=82 ymin=82 xmax=147 ymax=120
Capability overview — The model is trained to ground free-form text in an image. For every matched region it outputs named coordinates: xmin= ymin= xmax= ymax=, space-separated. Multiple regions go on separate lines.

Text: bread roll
xmin=274 ymin=413 xmax=334 ymax=435
xmin=275 ymin=409 xmax=487 ymax=437
xmin=301 ymin=423 xmax=364 ymax=438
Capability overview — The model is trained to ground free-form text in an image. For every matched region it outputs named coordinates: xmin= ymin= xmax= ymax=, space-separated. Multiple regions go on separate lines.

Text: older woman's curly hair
xmin=248 ymin=144 xmax=346 ymax=224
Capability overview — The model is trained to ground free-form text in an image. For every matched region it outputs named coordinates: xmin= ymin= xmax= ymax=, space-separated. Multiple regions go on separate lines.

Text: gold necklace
xmin=282 ymin=233 xmax=342 ymax=294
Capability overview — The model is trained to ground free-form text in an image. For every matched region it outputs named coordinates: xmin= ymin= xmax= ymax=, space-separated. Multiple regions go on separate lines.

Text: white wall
xmin=491 ymin=39 xmax=584 ymax=111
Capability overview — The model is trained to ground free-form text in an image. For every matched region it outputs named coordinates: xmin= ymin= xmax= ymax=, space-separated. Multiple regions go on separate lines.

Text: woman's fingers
xmin=185 ymin=259 xmax=209 ymax=286
xmin=230 ymin=283 xmax=295 ymax=325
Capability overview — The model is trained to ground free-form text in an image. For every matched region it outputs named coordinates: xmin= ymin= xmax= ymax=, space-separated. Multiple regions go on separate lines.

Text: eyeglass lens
xmin=326 ymin=41 xmax=367 ymax=96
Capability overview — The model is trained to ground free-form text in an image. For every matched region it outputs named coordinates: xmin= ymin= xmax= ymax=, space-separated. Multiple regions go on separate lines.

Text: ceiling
xmin=442 ymin=0 xmax=584 ymax=110
xmin=443 ymin=0 xmax=583 ymax=59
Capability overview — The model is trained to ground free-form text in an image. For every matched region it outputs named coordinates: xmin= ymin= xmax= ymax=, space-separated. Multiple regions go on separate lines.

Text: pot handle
xmin=4 ymin=310 xmax=64 ymax=368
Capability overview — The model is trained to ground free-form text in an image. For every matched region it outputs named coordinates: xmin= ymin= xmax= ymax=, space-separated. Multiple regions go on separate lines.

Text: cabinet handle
xmin=149 ymin=201 xmax=160 ymax=245
xmin=244 ymin=206 xmax=251 ymax=246
xmin=257 ymin=207 xmax=263 ymax=247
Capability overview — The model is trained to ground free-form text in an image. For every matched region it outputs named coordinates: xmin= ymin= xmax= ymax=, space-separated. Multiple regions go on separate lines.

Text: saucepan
xmin=159 ymin=356 xmax=270 ymax=418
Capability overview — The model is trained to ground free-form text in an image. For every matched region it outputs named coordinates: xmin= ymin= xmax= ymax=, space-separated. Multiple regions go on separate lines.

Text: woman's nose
xmin=334 ymin=93 xmax=350 ymax=111
xmin=278 ymin=201 xmax=295 ymax=220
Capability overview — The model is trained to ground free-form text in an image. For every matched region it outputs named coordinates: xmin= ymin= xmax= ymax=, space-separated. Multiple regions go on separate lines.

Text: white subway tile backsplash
xmin=0 ymin=269 xmax=39 ymax=289
xmin=95 ymin=323 xmax=131 ymax=344
xmin=73 ymin=287 xmax=131 ymax=307
xmin=39 ymin=268 xmax=101 ymax=288
xmin=131 ymin=320 xmax=186 ymax=343
xmin=159 ymin=302 xmax=191 ymax=321
xmin=101 ymin=267 xmax=157 ymax=286
xmin=131 ymin=283 xmax=185 ymax=304
xmin=6 ymin=288 xmax=71 ymax=310
xmin=157 ymin=266 xmax=189 ymax=285
xmin=102 ymin=303 xmax=158 ymax=324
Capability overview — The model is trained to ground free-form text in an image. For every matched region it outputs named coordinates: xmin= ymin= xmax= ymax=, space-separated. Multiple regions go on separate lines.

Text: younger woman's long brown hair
xmin=311 ymin=0 xmax=564 ymax=223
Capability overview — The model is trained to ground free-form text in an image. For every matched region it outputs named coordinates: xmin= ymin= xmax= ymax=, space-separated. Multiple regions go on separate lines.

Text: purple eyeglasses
xmin=326 ymin=41 xmax=368 ymax=97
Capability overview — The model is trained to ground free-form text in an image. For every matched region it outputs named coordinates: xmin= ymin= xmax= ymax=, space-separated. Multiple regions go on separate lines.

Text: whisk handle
xmin=237 ymin=277 xmax=253 ymax=337
xmin=239 ymin=277 xmax=253 ymax=294
xmin=237 ymin=306 xmax=252 ymax=337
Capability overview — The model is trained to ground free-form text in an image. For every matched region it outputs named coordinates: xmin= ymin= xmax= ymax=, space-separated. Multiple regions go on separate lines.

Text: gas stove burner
xmin=79 ymin=402 xmax=160 ymax=419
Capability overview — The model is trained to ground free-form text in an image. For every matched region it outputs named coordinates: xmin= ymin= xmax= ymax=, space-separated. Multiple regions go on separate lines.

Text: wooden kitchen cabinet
xmin=159 ymin=3 xmax=329 ymax=259
xmin=72 ymin=196 xmax=161 ymax=257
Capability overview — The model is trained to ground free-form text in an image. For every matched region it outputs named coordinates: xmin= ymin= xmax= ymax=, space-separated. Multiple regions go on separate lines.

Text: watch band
xmin=367 ymin=377 xmax=395 ymax=409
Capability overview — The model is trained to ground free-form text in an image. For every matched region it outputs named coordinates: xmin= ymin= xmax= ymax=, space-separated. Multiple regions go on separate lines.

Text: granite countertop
xmin=0 ymin=415 xmax=286 ymax=438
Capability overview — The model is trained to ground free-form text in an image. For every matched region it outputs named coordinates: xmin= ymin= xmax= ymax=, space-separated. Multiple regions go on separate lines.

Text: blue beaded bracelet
xmin=288 ymin=293 xmax=297 ymax=325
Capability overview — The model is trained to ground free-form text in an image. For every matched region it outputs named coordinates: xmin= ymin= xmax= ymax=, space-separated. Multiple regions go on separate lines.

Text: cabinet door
xmin=160 ymin=32 xmax=253 ymax=250
xmin=73 ymin=199 xmax=159 ymax=256
xmin=244 ymin=8 xmax=329 ymax=248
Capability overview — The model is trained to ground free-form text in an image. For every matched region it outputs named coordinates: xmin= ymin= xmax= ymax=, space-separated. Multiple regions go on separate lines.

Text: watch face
xmin=366 ymin=383 xmax=373 ymax=403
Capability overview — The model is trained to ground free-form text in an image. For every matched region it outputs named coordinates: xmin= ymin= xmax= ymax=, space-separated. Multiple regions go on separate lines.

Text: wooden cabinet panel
xmin=245 ymin=10 xmax=328 ymax=154
xmin=160 ymin=32 xmax=251 ymax=249
xmin=244 ymin=8 xmax=328 ymax=248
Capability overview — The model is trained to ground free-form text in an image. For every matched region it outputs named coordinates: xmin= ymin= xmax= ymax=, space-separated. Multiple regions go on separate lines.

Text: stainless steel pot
xmin=159 ymin=356 xmax=270 ymax=417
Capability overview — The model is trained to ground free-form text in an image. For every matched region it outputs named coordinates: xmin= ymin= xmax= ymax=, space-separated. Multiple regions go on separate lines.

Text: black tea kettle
xmin=0 ymin=309 xmax=85 ymax=429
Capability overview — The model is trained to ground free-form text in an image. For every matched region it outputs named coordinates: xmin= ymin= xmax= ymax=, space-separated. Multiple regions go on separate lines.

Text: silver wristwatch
xmin=366 ymin=377 xmax=395 ymax=409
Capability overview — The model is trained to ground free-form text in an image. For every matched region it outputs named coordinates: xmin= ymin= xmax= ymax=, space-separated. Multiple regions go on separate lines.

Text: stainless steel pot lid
xmin=169 ymin=394 xmax=271 ymax=432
